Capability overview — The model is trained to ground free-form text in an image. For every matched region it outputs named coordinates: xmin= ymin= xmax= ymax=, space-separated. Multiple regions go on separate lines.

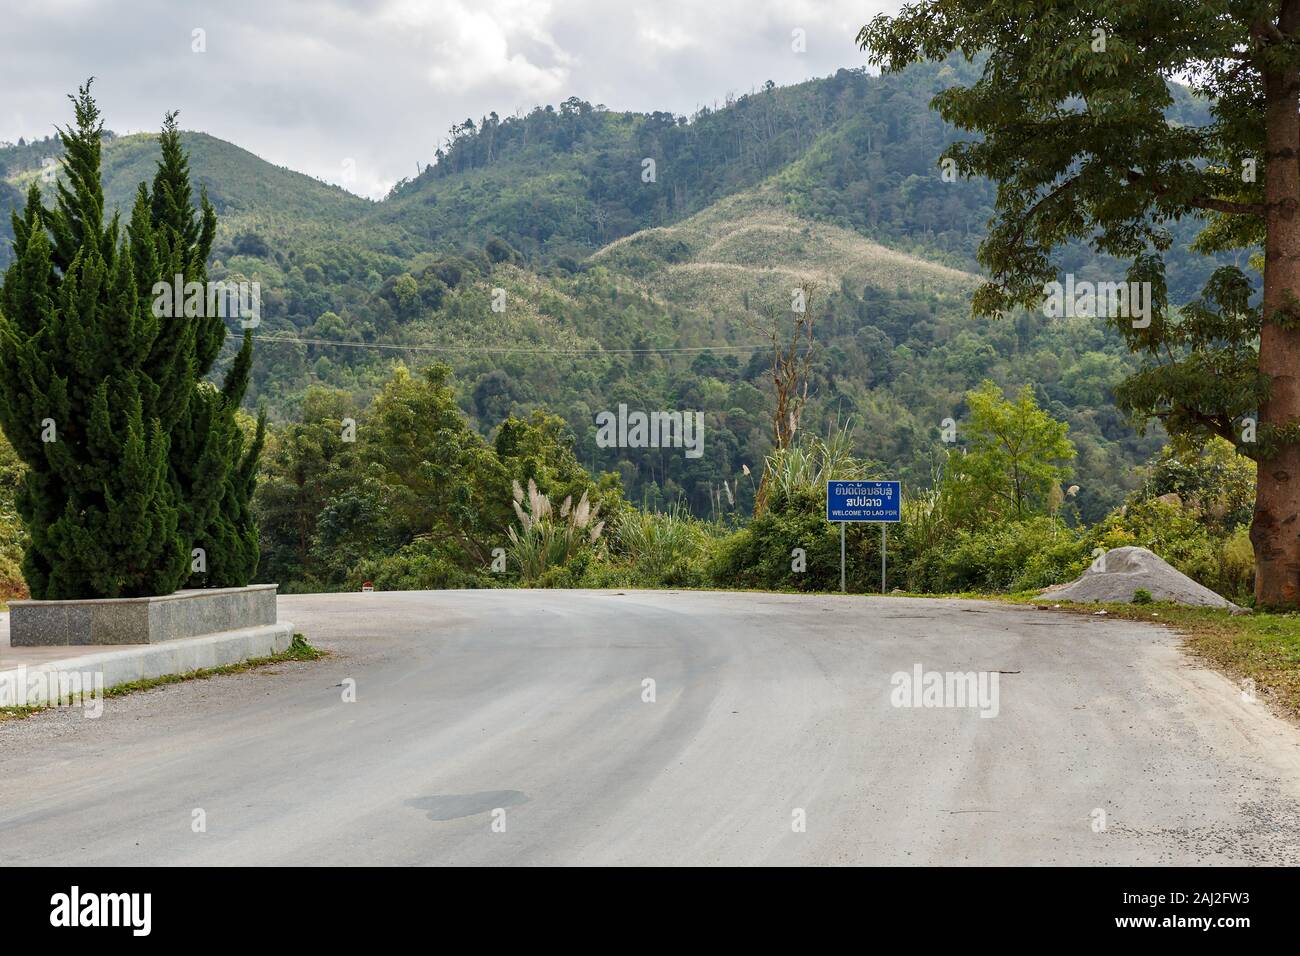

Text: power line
xmin=251 ymin=333 xmax=780 ymax=355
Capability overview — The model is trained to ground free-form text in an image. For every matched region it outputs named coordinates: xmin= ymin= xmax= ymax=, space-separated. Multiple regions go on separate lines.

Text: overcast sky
xmin=0 ymin=0 xmax=901 ymax=198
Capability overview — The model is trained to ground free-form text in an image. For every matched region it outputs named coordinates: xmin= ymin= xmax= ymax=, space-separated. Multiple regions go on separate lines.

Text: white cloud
xmin=380 ymin=0 xmax=571 ymax=95
xmin=0 ymin=0 xmax=900 ymax=199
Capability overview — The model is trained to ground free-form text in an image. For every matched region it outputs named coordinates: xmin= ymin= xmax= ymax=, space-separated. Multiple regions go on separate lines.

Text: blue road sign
xmin=826 ymin=480 xmax=901 ymax=523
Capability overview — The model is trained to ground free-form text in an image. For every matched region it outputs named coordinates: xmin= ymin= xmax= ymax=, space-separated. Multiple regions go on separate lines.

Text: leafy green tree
xmin=310 ymin=481 xmax=394 ymax=585
xmin=954 ymin=382 xmax=1075 ymax=520
xmin=485 ymin=237 xmax=518 ymax=264
xmin=254 ymin=368 xmax=628 ymax=589
xmin=1144 ymin=437 xmax=1256 ymax=531
xmin=254 ymin=387 xmax=364 ymax=587
xmin=494 ymin=409 xmax=624 ymax=524
xmin=363 ymin=363 xmax=506 ymax=566
xmin=391 ymin=273 xmax=420 ymax=318
xmin=1061 ymin=351 xmax=1125 ymax=408
xmin=858 ymin=2 xmax=1300 ymax=606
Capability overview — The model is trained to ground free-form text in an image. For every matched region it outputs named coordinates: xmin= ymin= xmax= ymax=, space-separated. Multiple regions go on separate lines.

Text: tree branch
xmin=1005 ymin=175 xmax=1080 ymax=249
xmin=1178 ymin=407 xmax=1238 ymax=445
xmin=1188 ymin=196 xmax=1267 ymax=215
xmin=1126 ymin=169 xmax=1265 ymax=216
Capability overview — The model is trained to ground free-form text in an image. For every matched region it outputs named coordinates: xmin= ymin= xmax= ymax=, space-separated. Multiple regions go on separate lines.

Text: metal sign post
xmin=881 ymin=524 xmax=887 ymax=593
xmin=840 ymin=521 xmax=846 ymax=593
xmin=826 ymin=480 xmax=901 ymax=594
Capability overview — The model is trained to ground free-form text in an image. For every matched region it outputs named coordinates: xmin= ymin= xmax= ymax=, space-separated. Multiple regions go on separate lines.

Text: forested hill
xmin=2 ymin=58 xmax=1219 ymax=278
xmin=378 ymin=63 xmax=992 ymax=268
xmin=379 ymin=57 xmax=1221 ymax=287
xmin=0 ymin=59 xmax=1232 ymax=522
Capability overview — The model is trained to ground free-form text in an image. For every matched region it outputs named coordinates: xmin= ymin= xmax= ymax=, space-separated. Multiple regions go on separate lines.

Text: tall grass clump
xmin=760 ymin=420 xmax=872 ymax=514
xmin=613 ymin=505 xmax=709 ymax=585
xmin=507 ymin=479 xmax=604 ymax=585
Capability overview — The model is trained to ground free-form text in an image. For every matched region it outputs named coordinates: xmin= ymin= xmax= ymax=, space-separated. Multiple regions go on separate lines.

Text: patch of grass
xmin=103 ymin=633 xmax=325 ymax=699
xmin=0 ymin=634 xmax=325 ymax=720
xmin=0 ymin=704 xmax=46 ymax=721
xmin=868 ymin=589 xmax=1044 ymax=602
xmin=1027 ymin=601 xmax=1300 ymax=721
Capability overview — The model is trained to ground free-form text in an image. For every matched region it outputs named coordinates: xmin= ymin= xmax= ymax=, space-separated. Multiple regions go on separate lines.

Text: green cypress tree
xmin=145 ymin=113 xmax=230 ymax=580
xmin=0 ymin=82 xmax=263 ymax=598
xmin=144 ymin=114 xmax=262 ymax=588
xmin=0 ymin=83 xmax=186 ymax=597
xmin=185 ymin=329 xmax=261 ymax=587
xmin=202 ymin=405 xmax=266 ymax=587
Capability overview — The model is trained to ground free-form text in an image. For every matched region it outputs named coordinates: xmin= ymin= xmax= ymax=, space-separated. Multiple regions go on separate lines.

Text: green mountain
xmin=0 ymin=59 xmax=1225 ymax=522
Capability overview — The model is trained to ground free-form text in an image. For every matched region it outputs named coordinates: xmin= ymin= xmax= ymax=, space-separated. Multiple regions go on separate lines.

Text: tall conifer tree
xmin=0 ymin=82 xmax=263 ymax=597
xmin=0 ymin=83 xmax=185 ymax=597
xmin=145 ymin=113 xmax=258 ymax=584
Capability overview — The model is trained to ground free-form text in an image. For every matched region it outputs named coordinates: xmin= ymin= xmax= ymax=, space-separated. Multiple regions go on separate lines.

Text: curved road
xmin=2 ymin=590 xmax=1299 ymax=865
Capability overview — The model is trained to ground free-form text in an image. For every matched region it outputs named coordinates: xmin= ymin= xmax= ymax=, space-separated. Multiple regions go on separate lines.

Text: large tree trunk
xmin=1252 ymin=43 xmax=1300 ymax=609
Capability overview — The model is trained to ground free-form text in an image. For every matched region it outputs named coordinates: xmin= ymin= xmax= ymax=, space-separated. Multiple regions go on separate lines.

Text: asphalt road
xmin=2 ymin=589 xmax=1299 ymax=865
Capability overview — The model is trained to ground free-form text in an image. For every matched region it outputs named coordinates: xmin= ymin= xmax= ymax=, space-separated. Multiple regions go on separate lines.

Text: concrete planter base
xmin=8 ymin=585 xmax=280 ymax=647
xmin=0 ymin=623 xmax=295 ymax=706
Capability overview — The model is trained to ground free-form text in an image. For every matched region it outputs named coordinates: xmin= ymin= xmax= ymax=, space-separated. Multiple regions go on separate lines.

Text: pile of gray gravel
xmin=1043 ymin=546 xmax=1245 ymax=611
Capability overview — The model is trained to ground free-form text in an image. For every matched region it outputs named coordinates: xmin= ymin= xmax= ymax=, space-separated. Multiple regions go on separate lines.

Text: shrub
xmin=613 ymin=506 xmax=709 ymax=586
xmin=1142 ymin=438 xmax=1255 ymax=531
xmin=709 ymin=486 xmax=886 ymax=591
xmin=574 ymin=559 xmax=643 ymax=589
xmin=896 ymin=487 xmax=949 ymax=566
xmin=0 ymin=450 xmax=25 ymax=600
xmin=0 ymin=550 xmax=25 ymax=601
xmin=1217 ymin=526 xmax=1255 ymax=603
xmin=1010 ymin=530 xmax=1093 ymax=591
xmin=1133 ymin=588 xmax=1153 ymax=604
xmin=925 ymin=517 xmax=1082 ymax=593
xmin=350 ymin=539 xmax=489 ymax=591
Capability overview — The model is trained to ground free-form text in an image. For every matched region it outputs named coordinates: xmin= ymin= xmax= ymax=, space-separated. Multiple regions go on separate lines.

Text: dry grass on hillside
xmin=592 ymin=188 xmax=978 ymax=320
